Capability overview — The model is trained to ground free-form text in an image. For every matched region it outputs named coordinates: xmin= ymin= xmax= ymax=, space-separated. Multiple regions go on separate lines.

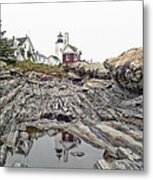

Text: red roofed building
xmin=55 ymin=32 xmax=82 ymax=64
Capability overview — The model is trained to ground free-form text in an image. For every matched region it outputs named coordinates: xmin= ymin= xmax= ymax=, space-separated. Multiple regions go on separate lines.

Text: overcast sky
xmin=1 ymin=0 xmax=143 ymax=62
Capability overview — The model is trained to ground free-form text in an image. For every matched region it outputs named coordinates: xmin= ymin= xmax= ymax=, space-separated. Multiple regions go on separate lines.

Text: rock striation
xmin=104 ymin=48 xmax=143 ymax=94
xmin=0 ymin=48 xmax=143 ymax=169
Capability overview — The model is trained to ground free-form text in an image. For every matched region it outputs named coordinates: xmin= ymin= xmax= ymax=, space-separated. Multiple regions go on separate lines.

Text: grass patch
xmin=7 ymin=60 xmax=66 ymax=75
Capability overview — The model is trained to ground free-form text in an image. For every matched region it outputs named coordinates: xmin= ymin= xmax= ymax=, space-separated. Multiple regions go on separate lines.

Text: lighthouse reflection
xmin=54 ymin=130 xmax=83 ymax=162
xmin=5 ymin=127 xmax=103 ymax=168
xmin=8 ymin=128 xmax=84 ymax=163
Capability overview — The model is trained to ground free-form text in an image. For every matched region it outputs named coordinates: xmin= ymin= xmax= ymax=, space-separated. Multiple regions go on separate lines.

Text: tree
xmin=0 ymin=30 xmax=16 ymax=63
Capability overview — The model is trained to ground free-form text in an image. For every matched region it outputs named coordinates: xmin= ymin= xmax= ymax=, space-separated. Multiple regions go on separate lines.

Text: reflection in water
xmin=5 ymin=128 xmax=103 ymax=168
xmin=54 ymin=131 xmax=81 ymax=162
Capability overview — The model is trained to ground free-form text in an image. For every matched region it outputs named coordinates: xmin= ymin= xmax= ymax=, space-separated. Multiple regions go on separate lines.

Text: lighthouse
xmin=54 ymin=32 xmax=82 ymax=64
xmin=55 ymin=32 xmax=64 ymax=63
xmin=54 ymin=132 xmax=63 ymax=160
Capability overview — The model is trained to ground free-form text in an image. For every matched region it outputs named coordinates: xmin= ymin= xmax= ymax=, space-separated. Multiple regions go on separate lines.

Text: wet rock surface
xmin=0 ymin=48 xmax=143 ymax=169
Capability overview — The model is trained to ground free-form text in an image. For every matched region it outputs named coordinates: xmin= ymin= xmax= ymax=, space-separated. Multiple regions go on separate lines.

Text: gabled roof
xmin=36 ymin=52 xmax=48 ymax=59
xmin=68 ymin=44 xmax=78 ymax=52
xmin=48 ymin=55 xmax=60 ymax=61
xmin=9 ymin=35 xmax=34 ymax=50
xmin=62 ymin=44 xmax=78 ymax=54
xmin=17 ymin=37 xmax=27 ymax=46
xmin=19 ymin=36 xmax=35 ymax=51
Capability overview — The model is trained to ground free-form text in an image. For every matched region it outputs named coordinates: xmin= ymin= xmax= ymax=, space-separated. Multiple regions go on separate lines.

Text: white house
xmin=48 ymin=55 xmax=60 ymax=65
xmin=9 ymin=35 xmax=51 ymax=65
xmin=34 ymin=51 xmax=49 ymax=64
xmin=9 ymin=35 xmax=35 ymax=61
xmin=9 ymin=32 xmax=82 ymax=66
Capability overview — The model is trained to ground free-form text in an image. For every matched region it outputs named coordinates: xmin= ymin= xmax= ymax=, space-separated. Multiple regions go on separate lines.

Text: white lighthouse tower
xmin=55 ymin=32 xmax=64 ymax=63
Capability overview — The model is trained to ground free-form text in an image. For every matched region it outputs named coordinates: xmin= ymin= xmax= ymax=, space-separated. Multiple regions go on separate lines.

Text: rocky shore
xmin=0 ymin=47 xmax=143 ymax=170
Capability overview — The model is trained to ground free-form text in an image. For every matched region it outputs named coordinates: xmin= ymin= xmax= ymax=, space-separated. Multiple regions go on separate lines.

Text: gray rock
xmin=20 ymin=132 xmax=29 ymax=140
xmin=94 ymin=159 xmax=110 ymax=169
xmin=17 ymin=123 xmax=27 ymax=131
xmin=0 ymin=61 xmax=7 ymax=69
xmin=104 ymin=48 xmax=143 ymax=94
xmin=103 ymin=149 xmax=118 ymax=163
xmin=0 ymin=47 xmax=143 ymax=169
xmin=111 ymin=159 xmax=141 ymax=170
xmin=12 ymin=162 xmax=28 ymax=168
xmin=117 ymin=147 xmax=141 ymax=161
xmin=6 ymin=130 xmax=19 ymax=148
xmin=0 ymin=145 xmax=7 ymax=166
xmin=0 ymin=71 xmax=11 ymax=80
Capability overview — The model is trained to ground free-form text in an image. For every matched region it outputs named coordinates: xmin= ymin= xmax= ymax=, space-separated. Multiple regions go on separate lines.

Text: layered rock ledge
xmin=0 ymin=48 xmax=143 ymax=169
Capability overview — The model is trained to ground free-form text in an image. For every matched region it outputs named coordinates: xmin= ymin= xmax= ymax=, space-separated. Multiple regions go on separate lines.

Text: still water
xmin=5 ymin=129 xmax=103 ymax=169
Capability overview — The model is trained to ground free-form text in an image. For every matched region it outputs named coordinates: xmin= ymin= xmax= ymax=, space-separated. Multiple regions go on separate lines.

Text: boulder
xmin=64 ymin=61 xmax=111 ymax=79
xmin=84 ymin=79 xmax=110 ymax=89
xmin=104 ymin=48 xmax=143 ymax=94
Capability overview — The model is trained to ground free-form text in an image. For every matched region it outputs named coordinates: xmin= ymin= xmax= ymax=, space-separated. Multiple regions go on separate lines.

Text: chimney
xmin=64 ymin=32 xmax=69 ymax=44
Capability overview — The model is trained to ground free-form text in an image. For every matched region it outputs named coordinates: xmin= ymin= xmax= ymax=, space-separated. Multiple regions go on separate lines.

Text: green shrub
xmin=14 ymin=60 xmax=66 ymax=75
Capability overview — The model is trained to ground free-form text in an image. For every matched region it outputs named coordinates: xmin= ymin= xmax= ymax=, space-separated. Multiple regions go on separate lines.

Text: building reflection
xmin=10 ymin=128 xmax=44 ymax=157
xmin=54 ymin=131 xmax=82 ymax=162
xmin=7 ymin=128 xmax=84 ymax=164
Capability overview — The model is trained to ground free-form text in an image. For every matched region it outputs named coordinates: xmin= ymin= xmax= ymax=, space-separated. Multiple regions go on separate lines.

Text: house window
xmin=74 ymin=54 xmax=77 ymax=61
xmin=66 ymin=54 xmax=71 ymax=61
